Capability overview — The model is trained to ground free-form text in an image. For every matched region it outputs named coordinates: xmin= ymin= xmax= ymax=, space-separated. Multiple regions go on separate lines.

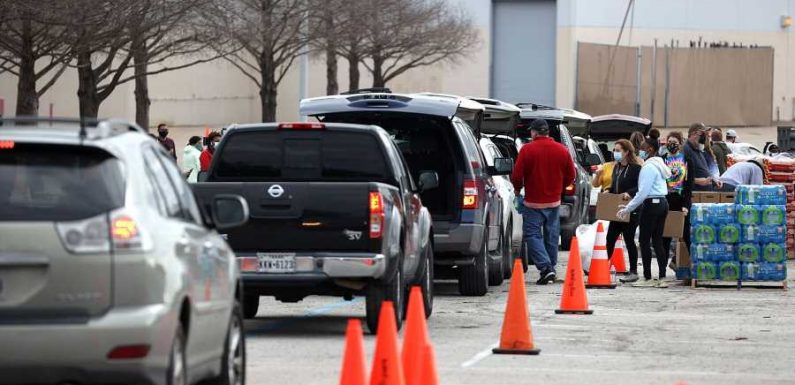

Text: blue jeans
xmin=521 ymin=205 xmax=560 ymax=274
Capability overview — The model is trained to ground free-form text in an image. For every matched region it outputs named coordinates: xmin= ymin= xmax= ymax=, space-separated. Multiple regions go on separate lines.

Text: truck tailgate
xmin=195 ymin=182 xmax=372 ymax=252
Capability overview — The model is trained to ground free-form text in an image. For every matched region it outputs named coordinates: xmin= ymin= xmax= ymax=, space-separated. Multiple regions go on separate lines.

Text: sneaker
xmin=620 ymin=273 xmax=639 ymax=283
xmin=631 ymin=279 xmax=657 ymax=287
xmin=536 ymin=271 xmax=556 ymax=285
xmin=656 ymin=279 xmax=669 ymax=288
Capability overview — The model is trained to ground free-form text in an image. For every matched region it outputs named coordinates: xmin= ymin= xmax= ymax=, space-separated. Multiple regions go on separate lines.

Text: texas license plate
xmin=257 ymin=253 xmax=296 ymax=273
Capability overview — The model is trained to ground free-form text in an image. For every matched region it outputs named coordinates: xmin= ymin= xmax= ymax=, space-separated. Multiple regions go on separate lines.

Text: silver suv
xmin=0 ymin=118 xmax=249 ymax=385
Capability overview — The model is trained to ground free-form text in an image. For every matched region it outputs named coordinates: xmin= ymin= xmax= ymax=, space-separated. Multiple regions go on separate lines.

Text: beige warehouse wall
xmin=0 ymin=27 xmax=489 ymax=128
xmin=557 ymin=26 xmax=795 ymax=124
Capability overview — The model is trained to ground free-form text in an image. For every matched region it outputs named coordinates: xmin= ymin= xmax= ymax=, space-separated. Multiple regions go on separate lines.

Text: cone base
xmin=555 ymin=309 xmax=594 ymax=315
xmin=586 ymin=283 xmax=617 ymax=289
xmin=492 ymin=347 xmax=541 ymax=355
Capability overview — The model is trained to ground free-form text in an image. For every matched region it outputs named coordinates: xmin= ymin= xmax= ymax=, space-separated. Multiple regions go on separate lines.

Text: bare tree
xmin=206 ymin=0 xmax=309 ymax=122
xmin=0 ymin=1 xmax=71 ymax=116
xmin=308 ymin=0 xmax=345 ymax=95
xmin=335 ymin=1 xmax=371 ymax=91
xmin=362 ymin=0 xmax=479 ymax=88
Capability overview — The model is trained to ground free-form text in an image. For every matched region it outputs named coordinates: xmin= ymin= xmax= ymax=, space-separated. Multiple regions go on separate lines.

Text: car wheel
xmin=458 ymin=229 xmax=489 ymax=296
xmin=561 ymin=229 xmax=574 ymax=251
xmin=519 ymin=239 xmax=530 ymax=273
xmin=208 ymin=299 xmax=246 ymax=385
xmin=487 ymin=229 xmax=505 ymax=286
xmin=502 ymin=222 xmax=514 ymax=279
xmin=167 ymin=325 xmax=187 ymax=385
xmin=416 ymin=243 xmax=434 ymax=318
xmin=242 ymin=294 xmax=259 ymax=319
xmin=365 ymin=264 xmax=404 ymax=334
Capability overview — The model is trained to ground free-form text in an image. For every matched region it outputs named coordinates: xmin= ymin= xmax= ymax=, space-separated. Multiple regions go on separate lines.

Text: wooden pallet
xmin=691 ymin=279 xmax=788 ymax=290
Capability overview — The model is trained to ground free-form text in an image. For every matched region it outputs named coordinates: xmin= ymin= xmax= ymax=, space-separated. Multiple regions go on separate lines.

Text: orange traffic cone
xmin=587 ymin=222 xmax=617 ymax=289
xmin=339 ymin=319 xmax=367 ymax=385
xmin=369 ymin=301 xmax=405 ymax=385
xmin=555 ymin=237 xmax=593 ymax=314
xmin=203 ymin=126 xmax=211 ymax=138
xmin=402 ymin=287 xmax=429 ymax=385
xmin=492 ymin=258 xmax=540 ymax=355
xmin=418 ymin=344 xmax=439 ymax=385
xmin=610 ymin=234 xmax=629 ymax=275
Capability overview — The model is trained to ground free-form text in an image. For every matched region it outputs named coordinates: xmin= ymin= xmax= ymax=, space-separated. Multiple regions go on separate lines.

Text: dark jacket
xmin=711 ymin=142 xmax=731 ymax=174
xmin=608 ymin=162 xmax=641 ymax=196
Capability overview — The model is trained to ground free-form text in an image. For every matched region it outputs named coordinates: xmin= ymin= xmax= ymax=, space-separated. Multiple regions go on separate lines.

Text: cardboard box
xmin=692 ymin=192 xmax=721 ymax=203
xmin=663 ymin=211 xmax=686 ymax=238
xmin=595 ymin=193 xmax=630 ymax=222
xmin=676 ymin=240 xmax=690 ymax=267
xmin=720 ymin=192 xmax=736 ymax=203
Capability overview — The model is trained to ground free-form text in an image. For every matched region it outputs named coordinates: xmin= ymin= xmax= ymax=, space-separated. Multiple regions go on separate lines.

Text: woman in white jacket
xmin=182 ymin=136 xmax=203 ymax=183
xmin=617 ymin=138 xmax=672 ymax=287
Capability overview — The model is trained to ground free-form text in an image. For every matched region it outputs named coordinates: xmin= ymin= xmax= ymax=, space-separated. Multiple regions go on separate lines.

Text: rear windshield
xmin=213 ymin=130 xmax=389 ymax=181
xmin=0 ymin=144 xmax=125 ymax=221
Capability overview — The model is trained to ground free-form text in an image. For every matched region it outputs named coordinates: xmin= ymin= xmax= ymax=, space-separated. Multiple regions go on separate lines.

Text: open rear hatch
xmin=590 ymin=114 xmax=652 ymax=142
xmin=468 ymin=97 xmax=521 ymax=136
xmin=0 ymin=144 xmax=124 ymax=321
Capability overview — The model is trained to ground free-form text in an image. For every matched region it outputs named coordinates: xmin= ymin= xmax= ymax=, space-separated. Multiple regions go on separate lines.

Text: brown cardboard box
xmin=595 ymin=193 xmax=630 ymax=222
xmin=676 ymin=240 xmax=691 ymax=268
xmin=693 ymin=192 xmax=721 ymax=203
xmin=663 ymin=211 xmax=686 ymax=238
xmin=720 ymin=192 xmax=736 ymax=203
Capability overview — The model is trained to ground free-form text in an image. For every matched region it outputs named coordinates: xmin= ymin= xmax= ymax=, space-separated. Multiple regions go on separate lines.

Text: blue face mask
xmin=613 ymin=151 xmax=623 ymax=162
xmin=639 ymin=150 xmax=648 ymax=160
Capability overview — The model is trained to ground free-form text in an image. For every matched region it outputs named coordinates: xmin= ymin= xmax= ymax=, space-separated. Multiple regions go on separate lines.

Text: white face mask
xmin=698 ymin=144 xmax=705 ymax=151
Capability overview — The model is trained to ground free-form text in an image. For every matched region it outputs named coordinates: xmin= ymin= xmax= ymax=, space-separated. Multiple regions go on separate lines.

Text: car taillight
xmin=565 ymin=183 xmax=576 ymax=196
xmin=278 ymin=122 xmax=325 ymax=130
xmin=0 ymin=140 xmax=14 ymax=149
xmin=56 ymin=213 xmax=111 ymax=254
xmin=107 ymin=344 xmax=150 ymax=360
xmin=111 ymin=214 xmax=143 ymax=250
xmin=463 ymin=179 xmax=478 ymax=209
xmin=369 ymin=192 xmax=384 ymax=239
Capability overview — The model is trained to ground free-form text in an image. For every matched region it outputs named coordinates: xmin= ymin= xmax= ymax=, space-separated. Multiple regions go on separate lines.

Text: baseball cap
xmin=726 ymin=129 xmax=737 ymax=138
xmin=529 ymin=119 xmax=549 ymax=134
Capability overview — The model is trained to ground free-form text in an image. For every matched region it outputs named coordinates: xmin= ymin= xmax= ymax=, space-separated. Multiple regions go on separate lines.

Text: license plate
xmin=257 ymin=253 xmax=296 ymax=273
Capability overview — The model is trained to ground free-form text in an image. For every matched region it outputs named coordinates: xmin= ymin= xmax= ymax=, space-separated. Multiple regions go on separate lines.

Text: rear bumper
xmin=0 ymin=304 xmax=174 ymax=385
xmin=433 ymin=223 xmax=485 ymax=258
xmin=237 ymin=253 xmax=386 ymax=288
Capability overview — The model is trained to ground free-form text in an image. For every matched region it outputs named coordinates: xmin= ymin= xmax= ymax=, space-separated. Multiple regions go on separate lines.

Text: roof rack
xmin=340 ymin=87 xmax=392 ymax=95
xmin=0 ymin=116 xmax=146 ymax=140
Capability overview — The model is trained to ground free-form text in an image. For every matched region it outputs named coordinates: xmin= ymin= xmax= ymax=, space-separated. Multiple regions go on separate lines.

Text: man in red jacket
xmin=200 ymin=131 xmax=222 ymax=172
xmin=511 ymin=119 xmax=576 ymax=284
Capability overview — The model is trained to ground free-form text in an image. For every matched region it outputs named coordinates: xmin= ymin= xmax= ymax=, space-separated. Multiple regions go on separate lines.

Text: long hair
xmin=629 ymin=131 xmax=645 ymax=155
xmin=616 ymin=139 xmax=643 ymax=166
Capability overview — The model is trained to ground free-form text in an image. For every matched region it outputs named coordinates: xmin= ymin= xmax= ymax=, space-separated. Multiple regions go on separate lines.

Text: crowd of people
xmin=150 ymin=124 xmax=222 ymax=183
xmin=513 ymin=119 xmax=772 ymax=287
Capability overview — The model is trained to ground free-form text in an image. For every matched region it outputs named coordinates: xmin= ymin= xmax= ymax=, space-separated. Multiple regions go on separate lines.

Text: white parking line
xmin=461 ymin=343 xmax=498 ymax=368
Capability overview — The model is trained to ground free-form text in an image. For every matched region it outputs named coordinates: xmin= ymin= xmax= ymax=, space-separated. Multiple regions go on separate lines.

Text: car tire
xmin=242 ymin=294 xmax=259 ymax=319
xmin=418 ymin=243 xmax=434 ymax=318
xmin=502 ymin=222 xmax=514 ymax=279
xmin=167 ymin=324 xmax=187 ymax=385
xmin=487 ymin=229 xmax=505 ymax=286
xmin=519 ymin=239 xmax=530 ymax=273
xmin=365 ymin=264 xmax=404 ymax=334
xmin=561 ymin=229 xmax=574 ymax=251
xmin=207 ymin=299 xmax=246 ymax=385
xmin=458 ymin=230 xmax=489 ymax=296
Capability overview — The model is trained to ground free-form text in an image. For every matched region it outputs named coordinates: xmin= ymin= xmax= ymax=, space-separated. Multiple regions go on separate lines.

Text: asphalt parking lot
xmin=244 ymin=250 xmax=795 ymax=385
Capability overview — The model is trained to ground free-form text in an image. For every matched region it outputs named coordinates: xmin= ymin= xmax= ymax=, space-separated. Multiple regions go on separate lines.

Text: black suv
xmin=300 ymin=91 xmax=514 ymax=296
xmin=515 ymin=104 xmax=594 ymax=250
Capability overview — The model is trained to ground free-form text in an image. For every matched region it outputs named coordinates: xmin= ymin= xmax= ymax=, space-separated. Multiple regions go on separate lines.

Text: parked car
xmin=0 ymin=117 xmax=248 ymax=385
xmin=193 ymin=121 xmax=436 ymax=333
xmin=573 ymin=136 xmax=606 ymax=223
xmin=300 ymin=91 xmax=513 ymax=296
xmin=515 ymin=104 xmax=594 ymax=250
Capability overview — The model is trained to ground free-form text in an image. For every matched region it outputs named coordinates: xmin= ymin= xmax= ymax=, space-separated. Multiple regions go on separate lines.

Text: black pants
xmin=662 ymin=193 xmax=685 ymax=263
xmin=606 ymin=214 xmax=639 ymax=274
xmin=639 ymin=197 xmax=669 ymax=279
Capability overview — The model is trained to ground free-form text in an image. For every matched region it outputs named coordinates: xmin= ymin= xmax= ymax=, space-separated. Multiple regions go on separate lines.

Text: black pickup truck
xmin=192 ymin=122 xmax=437 ymax=332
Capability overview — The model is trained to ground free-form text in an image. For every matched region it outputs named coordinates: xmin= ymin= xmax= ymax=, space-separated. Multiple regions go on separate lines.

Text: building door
xmin=491 ymin=0 xmax=557 ymax=105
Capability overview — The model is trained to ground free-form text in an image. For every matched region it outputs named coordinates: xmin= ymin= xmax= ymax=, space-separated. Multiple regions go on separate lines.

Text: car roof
xmin=592 ymin=114 xmax=651 ymax=126
xmin=0 ymin=117 xmax=151 ymax=152
xmin=224 ymin=121 xmax=383 ymax=133
xmin=300 ymin=92 xmax=463 ymax=118
xmin=415 ymin=92 xmax=486 ymax=113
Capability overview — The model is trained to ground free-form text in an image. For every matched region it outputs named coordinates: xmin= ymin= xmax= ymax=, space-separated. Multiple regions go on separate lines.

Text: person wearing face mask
xmin=156 ymin=123 xmax=177 ymax=161
xmin=683 ymin=123 xmax=720 ymax=193
xmin=710 ymin=128 xmax=731 ymax=174
xmin=618 ymin=138 xmax=672 ymax=287
xmin=630 ymin=131 xmax=645 ymax=156
xmin=182 ymin=136 xmax=202 ymax=183
xmin=662 ymin=132 xmax=688 ymax=269
xmin=604 ymin=139 xmax=643 ymax=283
xmin=200 ymin=131 xmax=222 ymax=172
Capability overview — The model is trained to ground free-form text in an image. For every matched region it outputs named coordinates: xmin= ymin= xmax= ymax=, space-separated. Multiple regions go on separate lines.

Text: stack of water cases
xmin=690 ymin=185 xmax=788 ymax=282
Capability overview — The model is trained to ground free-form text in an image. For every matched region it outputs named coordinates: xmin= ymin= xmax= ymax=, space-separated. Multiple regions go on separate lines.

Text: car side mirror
xmin=418 ymin=171 xmax=440 ymax=192
xmin=585 ymin=153 xmax=602 ymax=167
xmin=489 ymin=157 xmax=513 ymax=176
xmin=211 ymin=194 xmax=249 ymax=230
